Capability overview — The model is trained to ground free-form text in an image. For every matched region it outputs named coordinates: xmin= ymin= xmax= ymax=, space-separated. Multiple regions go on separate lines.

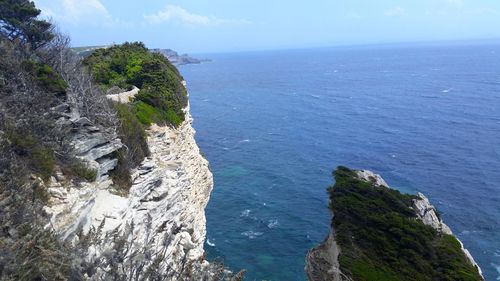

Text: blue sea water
xmin=180 ymin=42 xmax=500 ymax=281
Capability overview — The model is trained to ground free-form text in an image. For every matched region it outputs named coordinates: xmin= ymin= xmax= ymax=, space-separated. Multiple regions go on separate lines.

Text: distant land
xmin=71 ymin=45 xmax=209 ymax=65
xmin=151 ymin=49 xmax=211 ymax=65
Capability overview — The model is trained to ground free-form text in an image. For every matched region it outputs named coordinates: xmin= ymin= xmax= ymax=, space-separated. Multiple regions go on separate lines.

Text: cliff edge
xmin=44 ymin=103 xmax=216 ymax=279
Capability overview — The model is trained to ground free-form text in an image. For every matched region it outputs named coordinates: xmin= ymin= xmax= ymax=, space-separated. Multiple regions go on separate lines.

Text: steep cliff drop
xmin=43 ymin=96 xmax=217 ymax=279
xmin=306 ymin=167 xmax=484 ymax=281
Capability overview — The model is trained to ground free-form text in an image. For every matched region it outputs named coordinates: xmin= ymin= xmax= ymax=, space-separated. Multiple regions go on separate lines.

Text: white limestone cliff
xmin=44 ymin=103 xmax=215 ymax=279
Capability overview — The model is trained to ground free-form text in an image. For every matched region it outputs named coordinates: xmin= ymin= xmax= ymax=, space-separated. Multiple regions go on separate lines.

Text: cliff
xmin=0 ymin=20 xmax=227 ymax=277
xmin=43 ymin=101 xmax=217 ymax=279
xmin=306 ymin=167 xmax=484 ymax=281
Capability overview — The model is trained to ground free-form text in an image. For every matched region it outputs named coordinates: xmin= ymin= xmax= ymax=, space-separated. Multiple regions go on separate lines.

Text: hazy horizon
xmin=33 ymin=0 xmax=500 ymax=54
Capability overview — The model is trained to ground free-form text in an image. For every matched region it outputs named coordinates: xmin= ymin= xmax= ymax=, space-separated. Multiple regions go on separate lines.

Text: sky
xmin=32 ymin=0 xmax=500 ymax=53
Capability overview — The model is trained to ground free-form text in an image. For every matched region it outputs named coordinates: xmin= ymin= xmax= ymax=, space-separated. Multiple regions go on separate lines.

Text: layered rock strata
xmin=44 ymin=104 xmax=214 ymax=279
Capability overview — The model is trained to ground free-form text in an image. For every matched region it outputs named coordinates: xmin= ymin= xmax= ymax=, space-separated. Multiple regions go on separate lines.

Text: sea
xmin=179 ymin=41 xmax=500 ymax=281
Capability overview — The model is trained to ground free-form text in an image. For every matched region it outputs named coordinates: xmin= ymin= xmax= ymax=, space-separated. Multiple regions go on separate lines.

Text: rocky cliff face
xmin=305 ymin=169 xmax=483 ymax=281
xmin=44 ymin=104 xmax=215 ymax=279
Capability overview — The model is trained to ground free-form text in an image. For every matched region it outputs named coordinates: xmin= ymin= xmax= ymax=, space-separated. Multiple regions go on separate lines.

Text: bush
xmin=109 ymin=103 xmax=150 ymax=193
xmin=71 ymin=161 xmax=97 ymax=182
xmin=83 ymin=42 xmax=187 ymax=127
xmin=6 ymin=130 xmax=55 ymax=181
xmin=134 ymin=101 xmax=164 ymax=125
xmin=22 ymin=60 xmax=68 ymax=95
xmin=113 ymin=103 xmax=149 ymax=165
xmin=31 ymin=147 xmax=55 ymax=181
xmin=109 ymin=149 xmax=133 ymax=194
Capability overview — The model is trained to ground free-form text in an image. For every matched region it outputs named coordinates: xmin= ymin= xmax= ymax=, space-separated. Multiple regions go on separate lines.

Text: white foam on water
xmin=241 ymin=230 xmax=263 ymax=239
xmin=267 ymin=219 xmax=280 ymax=229
xmin=240 ymin=209 xmax=251 ymax=217
xmin=207 ymin=239 xmax=216 ymax=247
xmin=442 ymin=88 xmax=453 ymax=93
xmin=493 ymin=263 xmax=500 ymax=280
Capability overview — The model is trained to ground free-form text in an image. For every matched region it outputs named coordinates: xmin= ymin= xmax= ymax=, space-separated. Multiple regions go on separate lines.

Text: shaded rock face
xmin=305 ymin=231 xmax=351 ymax=281
xmin=305 ymin=169 xmax=483 ymax=281
xmin=44 ymin=106 xmax=214 ymax=279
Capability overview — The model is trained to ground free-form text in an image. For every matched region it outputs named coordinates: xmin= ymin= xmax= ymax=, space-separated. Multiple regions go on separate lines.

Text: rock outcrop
xmin=305 ymin=169 xmax=484 ymax=281
xmin=412 ymin=192 xmax=483 ymax=277
xmin=305 ymin=230 xmax=350 ymax=281
xmin=44 ymin=103 xmax=215 ymax=279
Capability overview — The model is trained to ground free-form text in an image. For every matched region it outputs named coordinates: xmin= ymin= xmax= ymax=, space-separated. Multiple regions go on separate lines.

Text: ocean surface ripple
xmin=181 ymin=42 xmax=500 ymax=280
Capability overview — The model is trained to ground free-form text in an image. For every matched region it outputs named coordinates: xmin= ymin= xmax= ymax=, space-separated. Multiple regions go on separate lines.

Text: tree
xmin=0 ymin=0 xmax=53 ymax=49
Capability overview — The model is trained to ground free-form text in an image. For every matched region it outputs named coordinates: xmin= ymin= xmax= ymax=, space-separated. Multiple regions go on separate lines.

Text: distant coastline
xmin=71 ymin=45 xmax=210 ymax=66
xmin=152 ymin=48 xmax=211 ymax=65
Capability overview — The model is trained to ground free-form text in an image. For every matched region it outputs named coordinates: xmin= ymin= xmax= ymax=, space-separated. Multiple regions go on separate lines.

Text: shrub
xmin=71 ymin=161 xmax=97 ymax=182
xmin=109 ymin=149 xmax=133 ymax=194
xmin=6 ymin=130 xmax=55 ymax=181
xmin=31 ymin=147 xmax=55 ymax=181
xmin=109 ymin=103 xmax=150 ymax=193
xmin=134 ymin=101 xmax=164 ymax=125
xmin=83 ymin=42 xmax=187 ymax=127
xmin=113 ymin=103 xmax=149 ymax=165
xmin=22 ymin=60 xmax=68 ymax=95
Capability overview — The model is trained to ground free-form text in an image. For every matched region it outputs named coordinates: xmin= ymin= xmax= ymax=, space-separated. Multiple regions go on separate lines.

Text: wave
xmin=207 ymin=239 xmax=216 ymax=247
xmin=420 ymin=95 xmax=439 ymax=99
xmin=308 ymin=94 xmax=321 ymax=99
xmin=492 ymin=263 xmax=500 ymax=280
xmin=442 ymin=88 xmax=453 ymax=93
xmin=241 ymin=230 xmax=263 ymax=239
xmin=239 ymin=139 xmax=251 ymax=143
xmin=267 ymin=219 xmax=280 ymax=229
xmin=240 ymin=209 xmax=251 ymax=217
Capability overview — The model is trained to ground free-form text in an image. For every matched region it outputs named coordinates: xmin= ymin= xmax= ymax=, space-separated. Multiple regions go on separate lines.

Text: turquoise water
xmin=180 ymin=42 xmax=500 ymax=280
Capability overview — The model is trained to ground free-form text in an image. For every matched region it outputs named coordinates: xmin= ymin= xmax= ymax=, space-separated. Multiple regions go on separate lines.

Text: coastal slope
xmin=306 ymin=167 xmax=483 ymax=281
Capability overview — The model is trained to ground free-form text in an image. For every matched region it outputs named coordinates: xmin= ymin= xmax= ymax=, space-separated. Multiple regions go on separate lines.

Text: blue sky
xmin=33 ymin=0 xmax=500 ymax=53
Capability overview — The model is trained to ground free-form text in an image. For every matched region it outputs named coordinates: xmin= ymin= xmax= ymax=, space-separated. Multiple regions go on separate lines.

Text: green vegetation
xmin=84 ymin=42 xmax=188 ymax=191
xmin=6 ymin=130 xmax=55 ymax=181
xmin=22 ymin=60 xmax=68 ymax=95
xmin=0 ymin=0 xmax=54 ymax=49
xmin=329 ymin=166 xmax=482 ymax=281
xmin=70 ymin=161 xmax=97 ymax=182
xmin=109 ymin=103 xmax=150 ymax=193
xmin=84 ymin=42 xmax=187 ymax=127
